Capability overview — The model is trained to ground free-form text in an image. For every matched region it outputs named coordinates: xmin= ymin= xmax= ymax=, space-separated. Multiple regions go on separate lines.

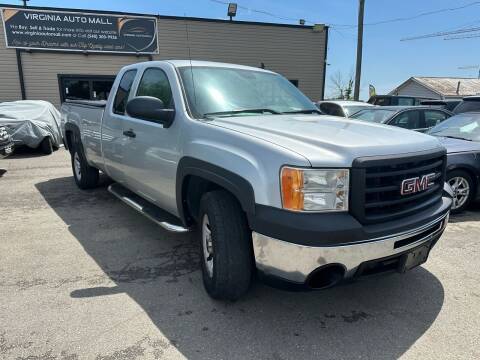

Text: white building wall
xmin=390 ymin=80 xmax=441 ymax=99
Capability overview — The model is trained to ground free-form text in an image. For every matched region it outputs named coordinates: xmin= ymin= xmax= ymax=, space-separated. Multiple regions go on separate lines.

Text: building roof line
xmin=0 ymin=3 xmax=323 ymax=30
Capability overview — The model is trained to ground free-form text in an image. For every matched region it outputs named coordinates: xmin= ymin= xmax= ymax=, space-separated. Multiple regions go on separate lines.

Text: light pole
xmin=354 ymin=0 xmax=365 ymax=101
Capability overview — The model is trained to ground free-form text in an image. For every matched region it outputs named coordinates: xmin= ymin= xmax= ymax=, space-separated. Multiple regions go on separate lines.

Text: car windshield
xmin=343 ymin=105 xmax=370 ymax=117
xmin=178 ymin=66 xmax=319 ymax=118
xmin=428 ymin=113 xmax=480 ymax=141
xmin=349 ymin=109 xmax=396 ymax=123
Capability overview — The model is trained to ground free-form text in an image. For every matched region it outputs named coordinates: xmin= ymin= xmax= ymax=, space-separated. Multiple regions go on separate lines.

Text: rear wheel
xmin=447 ymin=170 xmax=475 ymax=214
xmin=198 ymin=190 xmax=253 ymax=301
xmin=71 ymin=140 xmax=99 ymax=189
xmin=40 ymin=137 xmax=53 ymax=155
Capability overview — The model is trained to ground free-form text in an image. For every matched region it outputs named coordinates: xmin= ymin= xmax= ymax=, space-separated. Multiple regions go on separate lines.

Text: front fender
xmin=176 ymin=157 xmax=256 ymax=223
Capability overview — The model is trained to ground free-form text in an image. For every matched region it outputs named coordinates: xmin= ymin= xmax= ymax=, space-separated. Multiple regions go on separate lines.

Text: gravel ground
xmin=0 ymin=149 xmax=479 ymax=360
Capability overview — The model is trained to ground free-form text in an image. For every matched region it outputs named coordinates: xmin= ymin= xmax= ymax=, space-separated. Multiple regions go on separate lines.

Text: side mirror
xmin=126 ymin=96 xmax=175 ymax=127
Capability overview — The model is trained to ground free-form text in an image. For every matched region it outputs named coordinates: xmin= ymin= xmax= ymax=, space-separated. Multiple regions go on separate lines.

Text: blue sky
xmin=2 ymin=0 xmax=480 ymax=99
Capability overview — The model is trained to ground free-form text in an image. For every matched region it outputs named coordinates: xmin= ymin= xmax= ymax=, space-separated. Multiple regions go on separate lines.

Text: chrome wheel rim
xmin=201 ymin=214 xmax=214 ymax=278
xmin=448 ymin=176 xmax=470 ymax=210
xmin=74 ymin=152 xmax=82 ymax=181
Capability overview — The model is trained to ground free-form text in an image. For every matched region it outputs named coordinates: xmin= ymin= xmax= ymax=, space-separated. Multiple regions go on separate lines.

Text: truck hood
xmin=209 ymin=115 xmax=443 ymax=167
xmin=436 ymin=136 xmax=480 ymax=154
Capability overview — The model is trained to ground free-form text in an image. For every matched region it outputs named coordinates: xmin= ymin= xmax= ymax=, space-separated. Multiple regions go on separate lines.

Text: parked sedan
xmin=428 ymin=112 xmax=480 ymax=213
xmin=350 ymin=106 xmax=452 ymax=132
xmin=315 ymin=100 xmax=373 ymax=117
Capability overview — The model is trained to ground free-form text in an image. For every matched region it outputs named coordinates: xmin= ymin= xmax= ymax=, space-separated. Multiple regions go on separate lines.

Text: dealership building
xmin=0 ymin=4 xmax=328 ymax=108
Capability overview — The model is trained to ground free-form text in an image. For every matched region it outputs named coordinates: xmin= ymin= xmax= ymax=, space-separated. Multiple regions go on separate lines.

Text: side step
xmin=108 ymin=183 xmax=190 ymax=233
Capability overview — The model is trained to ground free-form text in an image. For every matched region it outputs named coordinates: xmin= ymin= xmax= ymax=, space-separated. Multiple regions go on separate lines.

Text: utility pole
xmin=354 ymin=0 xmax=365 ymax=101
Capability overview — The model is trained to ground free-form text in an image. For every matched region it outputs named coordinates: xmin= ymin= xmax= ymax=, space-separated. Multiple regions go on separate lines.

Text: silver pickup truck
xmin=61 ymin=60 xmax=452 ymax=300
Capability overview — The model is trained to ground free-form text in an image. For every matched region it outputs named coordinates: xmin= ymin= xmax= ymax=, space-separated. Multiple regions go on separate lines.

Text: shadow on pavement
xmin=449 ymin=201 xmax=480 ymax=223
xmin=36 ymin=176 xmax=446 ymax=360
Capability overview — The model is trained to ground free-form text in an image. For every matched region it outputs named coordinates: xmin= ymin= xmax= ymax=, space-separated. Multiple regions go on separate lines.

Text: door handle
xmin=123 ymin=129 xmax=136 ymax=138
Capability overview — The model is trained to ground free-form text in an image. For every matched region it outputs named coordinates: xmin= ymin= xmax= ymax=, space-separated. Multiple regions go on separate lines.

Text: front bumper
xmin=253 ymin=211 xmax=448 ymax=285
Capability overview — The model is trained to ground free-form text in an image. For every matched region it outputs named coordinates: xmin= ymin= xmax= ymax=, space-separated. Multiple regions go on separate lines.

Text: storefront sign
xmin=1 ymin=8 xmax=158 ymax=54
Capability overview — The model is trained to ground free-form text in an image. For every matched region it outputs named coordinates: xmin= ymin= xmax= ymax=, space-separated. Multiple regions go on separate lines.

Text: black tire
xmin=447 ymin=170 xmax=475 ymax=214
xmin=71 ymin=138 xmax=99 ymax=190
xmin=198 ymin=190 xmax=253 ymax=301
xmin=40 ymin=137 xmax=53 ymax=155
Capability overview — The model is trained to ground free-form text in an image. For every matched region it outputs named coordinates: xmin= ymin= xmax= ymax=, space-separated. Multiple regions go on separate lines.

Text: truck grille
xmin=350 ymin=149 xmax=446 ymax=224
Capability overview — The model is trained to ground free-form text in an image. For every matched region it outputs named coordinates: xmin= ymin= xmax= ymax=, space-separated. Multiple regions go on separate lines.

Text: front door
xmin=121 ymin=65 xmax=181 ymax=215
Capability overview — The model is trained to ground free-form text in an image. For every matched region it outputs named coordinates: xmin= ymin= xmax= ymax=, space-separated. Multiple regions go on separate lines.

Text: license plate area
xmin=398 ymin=243 xmax=431 ymax=272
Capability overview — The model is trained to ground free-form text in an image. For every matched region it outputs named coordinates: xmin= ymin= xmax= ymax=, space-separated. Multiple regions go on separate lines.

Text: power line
xmin=209 ymin=0 xmax=480 ymax=31
xmin=445 ymin=33 xmax=480 ymax=40
xmin=401 ymin=26 xmax=480 ymax=41
xmin=209 ymin=0 xmax=317 ymax=24
xmin=334 ymin=1 xmax=480 ymax=28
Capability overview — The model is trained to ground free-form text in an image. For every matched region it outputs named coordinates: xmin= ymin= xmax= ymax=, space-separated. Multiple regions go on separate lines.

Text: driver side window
xmin=136 ymin=68 xmax=173 ymax=108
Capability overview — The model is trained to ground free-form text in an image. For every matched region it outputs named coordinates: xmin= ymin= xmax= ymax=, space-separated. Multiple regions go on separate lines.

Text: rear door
xmin=388 ymin=110 xmax=423 ymax=131
xmin=121 ymin=64 xmax=181 ymax=215
xmin=101 ymin=69 xmax=137 ymax=183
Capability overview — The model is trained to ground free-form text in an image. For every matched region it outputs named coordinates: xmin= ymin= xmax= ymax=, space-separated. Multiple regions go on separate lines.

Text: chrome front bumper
xmin=252 ymin=212 xmax=449 ymax=284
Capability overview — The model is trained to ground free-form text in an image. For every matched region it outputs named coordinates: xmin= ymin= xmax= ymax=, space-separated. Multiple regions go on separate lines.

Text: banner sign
xmin=1 ymin=8 xmax=158 ymax=54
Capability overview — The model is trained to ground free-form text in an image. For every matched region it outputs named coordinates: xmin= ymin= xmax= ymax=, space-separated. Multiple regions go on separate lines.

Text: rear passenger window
xmin=391 ymin=110 xmax=421 ymax=129
xmin=424 ymin=110 xmax=449 ymax=128
xmin=113 ymin=70 xmax=137 ymax=115
xmin=136 ymin=68 xmax=173 ymax=107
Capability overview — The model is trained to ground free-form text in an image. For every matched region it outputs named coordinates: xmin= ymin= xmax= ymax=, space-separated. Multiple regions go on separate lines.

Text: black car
xmin=420 ymin=99 xmax=462 ymax=112
xmin=350 ymin=106 xmax=452 ymax=132
xmin=368 ymin=95 xmax=433 ymax=106
xmin=428 ymin=112 xmax=480 ymax=213
xmin=453 ymin=96 xmax=480 ymax=114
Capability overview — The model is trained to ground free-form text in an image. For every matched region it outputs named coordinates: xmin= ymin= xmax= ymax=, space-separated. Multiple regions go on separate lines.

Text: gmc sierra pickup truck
xmin=61 ymin=60 xmax=452 ymax=300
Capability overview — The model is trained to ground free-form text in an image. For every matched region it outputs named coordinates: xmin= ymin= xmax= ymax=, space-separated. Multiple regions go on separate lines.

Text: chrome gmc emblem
xmin=400 ymin=173 xmax=436 ymax=195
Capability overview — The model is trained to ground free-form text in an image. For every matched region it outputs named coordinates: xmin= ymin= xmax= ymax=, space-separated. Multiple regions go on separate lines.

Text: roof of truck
xmin=166 ymin=60 xmax=276 ymax=73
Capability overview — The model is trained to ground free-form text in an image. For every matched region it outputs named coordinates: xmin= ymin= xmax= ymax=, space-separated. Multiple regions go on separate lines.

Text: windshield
xmin=428 ymin=113 xmax=480 ymax=141
xmin=178 ymin=66 xmax=318 ymax=118
xmin=350 ymin=109 xmax=396 ymax=123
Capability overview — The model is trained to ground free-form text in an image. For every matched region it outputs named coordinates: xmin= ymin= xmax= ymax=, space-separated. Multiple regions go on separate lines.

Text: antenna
xmin=184 ymin=14 xmax=198 ymax=106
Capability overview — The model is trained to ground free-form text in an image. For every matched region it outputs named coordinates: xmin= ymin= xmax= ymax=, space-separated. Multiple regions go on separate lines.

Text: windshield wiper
xmin=281 ymin=109 xmax=322 ymax=114
xmin=203 ymin=108 xmax=280 ymax=118
xmin=441 ymin=135 xmax=472 ymax=141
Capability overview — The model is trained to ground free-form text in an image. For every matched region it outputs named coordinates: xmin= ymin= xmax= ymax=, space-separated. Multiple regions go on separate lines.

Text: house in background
xmin=389 ymin=77 xmax=480 ymax=100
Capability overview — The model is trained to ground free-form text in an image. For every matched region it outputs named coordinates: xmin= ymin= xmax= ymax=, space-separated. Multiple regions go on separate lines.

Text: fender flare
xmin=176 ymin=157 xmax=256 ymax=224
xmin=64 ymin=122 xmax=81 ymax=151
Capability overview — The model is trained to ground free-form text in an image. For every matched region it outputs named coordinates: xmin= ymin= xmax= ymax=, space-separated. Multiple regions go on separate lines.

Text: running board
xmin=108 ymin=183 xmax=190 ymax=233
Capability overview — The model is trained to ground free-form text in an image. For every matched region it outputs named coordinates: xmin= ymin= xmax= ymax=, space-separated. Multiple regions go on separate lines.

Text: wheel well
xmin=182 ymin=175 xmax=239 ymax=226
xmin=65 ymin=130 xmax=74 ymax=153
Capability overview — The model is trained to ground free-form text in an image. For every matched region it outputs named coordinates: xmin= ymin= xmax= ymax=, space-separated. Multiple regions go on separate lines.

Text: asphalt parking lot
xmin=1 ymin=149 xmax=479 ymax=360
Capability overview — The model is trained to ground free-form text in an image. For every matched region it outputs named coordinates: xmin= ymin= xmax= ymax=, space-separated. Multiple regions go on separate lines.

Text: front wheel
xmin=447 ymin=170 xmax=475 ymax=214
xmin=198 ymin=190 xmax=253 ymax=301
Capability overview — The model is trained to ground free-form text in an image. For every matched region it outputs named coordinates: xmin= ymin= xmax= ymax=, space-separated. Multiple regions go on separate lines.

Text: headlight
xmin=280 ymin=167 xmax=349 ymax=212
